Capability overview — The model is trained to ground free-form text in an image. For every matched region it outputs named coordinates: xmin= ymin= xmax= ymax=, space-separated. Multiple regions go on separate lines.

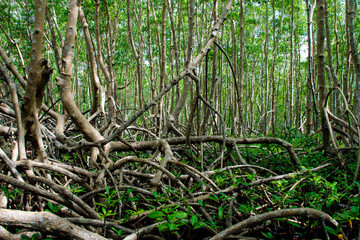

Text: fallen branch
xmin=0 ymin=209 xmax=109 ymax=240
xmin=109 ymin=136 xmax=301 ymax=167
xmin=209 ymin=208 xmax=339 ymax=240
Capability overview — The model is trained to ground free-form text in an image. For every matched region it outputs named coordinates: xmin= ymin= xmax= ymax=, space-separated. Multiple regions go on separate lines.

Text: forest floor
xmin=0 ymin=129 xmax=359 ymax=240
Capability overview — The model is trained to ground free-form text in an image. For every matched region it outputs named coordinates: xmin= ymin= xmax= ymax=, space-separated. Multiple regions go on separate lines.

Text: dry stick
xmin=109 ymin=156 xmax=188 ymax=191
xmin=126 ymin=164 xmax=332 ymax=224
xmin=0 ymin=209 xmax=108 ymax=240
xmin=192 ymin=163 xmax=332 ymax=203
xmin=204 ymin=164 xmax=278 ymax=177
xmin=45 ymin=7 xmax=61 ymax=73
xmin=103 ymin=0 xmax=235 ymax=144
xmin=108 ymin=136 xmax=301 ymax=167
xmin=0 ymin=125 xmax=16 ymax=136
xmin=17 ymin=159 xmax=84 ymax=183
xmin=0 ymin=147 xmax=22 ymax=181
xmin=282 ymin=177 xmax=307 ymax=206
xmin=233 ymin=143 xmax=249 ymax=165
xmin=0 ymin=173 xmax=90 ymax=217
xmin=324 ymin=87 xmax=360 ymax=182
xmin=123 ymin=221 xmax=166 ymax=240
xmin=0 ymin=226 xmax=40 ymax=240
xmin=169 ymin=160 xmax=220 ymax=191
xmin=240 ymin=163 xmax=331 ymax=188
xmin=80 ymin=184 xmax=153 ymax=201
xmin=47 ymin=159 xmax=95 ymax=178
xmin=187 ymin=72 xmax=227 ymax=168
xmin=209 ymin=208 xmax=339 ymax=240
xmin=324 ymin=88 xmax=345 ymax=164
xmin=66 ymin=217 xmax=134 ymax=234
xmin=29 ymin=175 xmax=100 ymax=219
xmin=0 ymin=62 xmax=26 ymax=159
xmin=150 ymin=140 xmax=173 ymax=191
xmin=328 ymin=110 xmax=358 ymax=135
xmin=0 ymin=24 xmax=27 ymax=80
xmin=172 ymin=157 xmax=242 ymax=227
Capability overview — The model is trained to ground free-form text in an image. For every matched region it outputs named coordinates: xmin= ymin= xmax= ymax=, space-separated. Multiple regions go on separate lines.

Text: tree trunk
xmin=317 ymin=0 xmax=330 ymax=150
xmin=21 ymin=0 xmax=52 ymax=161
xmin=262 ymin=0 xmax=269 ymax=134
xmin=126 ymin=0 xmax=147 ymax=129
xmin=56 ymin=0 xmax=104 ymax=143
xmin=288 ymin=0 xmax=294 ymax=129
xmin=347 ymin=0 xmax=360 ymax=119
xmin=168 ymin=0 xmax=195 ymax=134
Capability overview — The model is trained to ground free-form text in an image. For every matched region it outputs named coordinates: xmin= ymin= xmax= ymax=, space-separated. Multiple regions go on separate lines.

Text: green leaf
xmin=218 ymin=206 xmax=223 ymax=219
xmin=171 ymin=211 xmax=187 ymax=219
xmin=157 ymin=222 xmax=169 ymax=232
xmin=287 ymin=221 xmax=301 ymax=228
xmin=148 ymin=211 xmax=166 ymax=219
xmin=193 ymin=222 xmax=206 ymax=229
xmin=325 ymin=226 xmax=337 ymax=235
xmin=168 ymin=222 xmax=179 ymax=231
xmin=111 ymin=227 xmax=123 ymax=236
xmin=1 ymin=186 xmax=9 ymax=195
xmin=102 ymin=207 xmax=107 ymax=215
xmin=31 ymin=233 xmax=40 ymax=240
xmin=190 ymin=215 xmax=198 ymax=225
xmin=48 ymin=201 xmax=54 ymax=210
xmin=351 ymin=206 xmax=359 ymax=214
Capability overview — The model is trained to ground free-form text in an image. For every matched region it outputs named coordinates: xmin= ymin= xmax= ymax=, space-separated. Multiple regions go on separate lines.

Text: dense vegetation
xmin=0 ymin=0 xmax=359 ymax=239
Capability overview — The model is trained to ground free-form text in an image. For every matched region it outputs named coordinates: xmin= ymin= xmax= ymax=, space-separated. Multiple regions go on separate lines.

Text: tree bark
xmin=209 ymin=208 xmax=338 ymax=240
xmin=126 ymin=0 xmax=147 ymax=129
xmin=0 ymin=209 xmax=107 ymax=240
xmin=21 ymin=0 xmax=52 ymax=161
xmin=56 ymin=0 xmax=104 ymax=143
xmin=317 ymin=0 xmax=330 ymax=150
xmin=347 ymin=0 xmax=360 ymax=119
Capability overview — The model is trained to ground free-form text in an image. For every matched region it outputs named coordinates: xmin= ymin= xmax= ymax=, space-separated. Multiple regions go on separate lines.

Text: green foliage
xmin=1 ymin=186 xmax=21 ymax=200
xmin=96 ymin=187 xmax=120 ymax=220
xmin=148 ymin=206 xmax=188 ymax=232
xmin=67 ymin=185 xmax=87 ymax=195
xmin=21 ymin=233 xmax=52 ymax=240
xmin=261 ymin=231 xmax=274 ymax=239
xmin=111 ymin=227 xmax=123 ymax=236
xmin=45 ymin=201 xmax=62 ymax=213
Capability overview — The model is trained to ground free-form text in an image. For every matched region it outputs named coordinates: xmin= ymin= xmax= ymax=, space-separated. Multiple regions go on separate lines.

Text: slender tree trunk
xmin=167 ymin=0 xmax=180 ymax=114
xmin=347 ymin=0 xmax=360 ymax=119
xmin=168 ymin=0 xmax=194 ymax=134
xmin=79 ymin=7 xmax=105 ymax=120
xmin=21 ymin=0 xmax=52 ymax=161
xmin=57 ymin=0 xmax=103 ymax=143
xmin=317 ymin=0 xmax=330 ymax=150
xmin=263 ymin=0 xmax=269 ymax=134
xmin=126 ymin=0 xmax=147 ymax=128
xmin=325 ymin=1 xmax=341 ymax=116
xmin=271 ymin=0 xmax=285 ymax=135
xmin=288 ymin=0 xmax=294 ymax=129
xmin=158 ymin=0 xmax=168 ymax=136
xmin=305 ymin=0 xmax=318 ymax=134
xmin=238 ymin=0 xmax=244 ymax=136
xmin=146 ymin=0 xmax=156 ymax=118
